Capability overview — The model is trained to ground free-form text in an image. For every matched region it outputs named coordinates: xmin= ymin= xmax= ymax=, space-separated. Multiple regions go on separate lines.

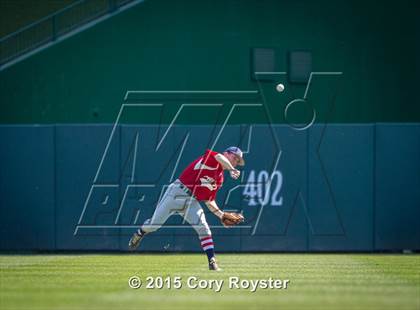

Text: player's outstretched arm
xmin=215 ymin=153 xmax=240 ymax=179
xmin=204 ymin=200 xmax=224 ymax=219
xmin=205 ymin=200 xmax=244 ymax=227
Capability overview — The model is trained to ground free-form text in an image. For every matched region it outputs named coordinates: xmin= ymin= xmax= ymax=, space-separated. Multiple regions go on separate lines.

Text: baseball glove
xmin=221 ymin=212 xmax=244 ymax=227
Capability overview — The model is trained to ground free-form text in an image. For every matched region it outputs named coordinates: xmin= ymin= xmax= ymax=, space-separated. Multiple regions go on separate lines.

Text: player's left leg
xmin=182 ymin=201 xmax=220 ymax=271
xmin=128 ymin=183 xmax=183 ymax=250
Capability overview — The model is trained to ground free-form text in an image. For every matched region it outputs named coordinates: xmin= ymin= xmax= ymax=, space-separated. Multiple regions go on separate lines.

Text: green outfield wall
xmin=1 ymin=0 xmax=419 ymax=124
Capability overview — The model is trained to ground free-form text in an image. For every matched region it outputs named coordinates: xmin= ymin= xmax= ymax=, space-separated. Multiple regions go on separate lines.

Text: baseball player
xmin=128 ymin=146 xmax=245 ymax=271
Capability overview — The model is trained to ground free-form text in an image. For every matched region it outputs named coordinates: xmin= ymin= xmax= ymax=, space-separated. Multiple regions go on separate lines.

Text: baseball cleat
xmin=128 ymin=231 xmax=144 ymax=251
xmin=209 ymin=257 xmax=221 ymax=271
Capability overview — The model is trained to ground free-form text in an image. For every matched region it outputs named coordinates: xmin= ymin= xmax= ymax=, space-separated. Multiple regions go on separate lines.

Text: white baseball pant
xmin=140 ymin=179 xmax=212 ymax=238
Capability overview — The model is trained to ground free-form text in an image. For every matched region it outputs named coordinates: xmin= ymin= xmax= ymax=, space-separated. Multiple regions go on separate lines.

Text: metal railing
xmin=0 ymin=0 xmax=136 ymax=68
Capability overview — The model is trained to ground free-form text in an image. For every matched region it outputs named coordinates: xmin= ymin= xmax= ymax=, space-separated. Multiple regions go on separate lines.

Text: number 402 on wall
xmin=242 ymin=170 xmax=283 ymax=207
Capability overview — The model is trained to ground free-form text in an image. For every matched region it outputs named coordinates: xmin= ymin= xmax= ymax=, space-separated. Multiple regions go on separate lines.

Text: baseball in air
xmin=276 ymin=83 xmax=285 ymax=92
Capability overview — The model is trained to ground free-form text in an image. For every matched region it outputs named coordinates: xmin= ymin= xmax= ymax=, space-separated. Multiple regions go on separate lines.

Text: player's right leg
xmin=128 ymin=183 xmax=179 ymax=250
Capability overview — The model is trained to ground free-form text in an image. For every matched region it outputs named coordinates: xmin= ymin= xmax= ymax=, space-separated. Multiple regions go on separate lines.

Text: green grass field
xmin=1 ymin=254 xmax=419 ymax=310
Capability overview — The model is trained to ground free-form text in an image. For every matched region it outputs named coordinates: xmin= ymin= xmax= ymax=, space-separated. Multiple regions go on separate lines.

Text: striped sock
xmin=200 ymin=236 xmax=215 ymax=262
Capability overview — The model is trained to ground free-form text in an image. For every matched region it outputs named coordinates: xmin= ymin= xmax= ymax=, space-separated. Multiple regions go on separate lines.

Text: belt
xmin=175 ymin=180 xmax=196 ymax=199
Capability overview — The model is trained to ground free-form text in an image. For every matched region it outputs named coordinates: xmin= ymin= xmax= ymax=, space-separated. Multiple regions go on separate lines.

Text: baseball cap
xmin=225 ymin=146 xmax=245 ymax=166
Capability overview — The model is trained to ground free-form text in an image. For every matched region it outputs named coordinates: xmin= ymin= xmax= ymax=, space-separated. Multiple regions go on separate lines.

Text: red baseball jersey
xmin=179 ymin=149 xmax=224 ymax=201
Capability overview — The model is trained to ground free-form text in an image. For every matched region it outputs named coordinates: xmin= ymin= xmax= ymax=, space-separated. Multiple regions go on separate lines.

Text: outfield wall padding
xmin=0 ymin=124 xmax=419 ymax=251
